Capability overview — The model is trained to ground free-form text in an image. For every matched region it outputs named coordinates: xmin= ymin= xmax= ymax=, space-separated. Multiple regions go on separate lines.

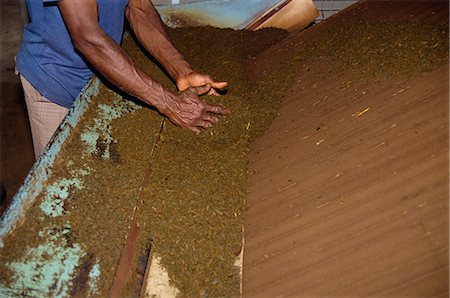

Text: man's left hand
xmin=177 ymin=72 xmax=228 ymax=96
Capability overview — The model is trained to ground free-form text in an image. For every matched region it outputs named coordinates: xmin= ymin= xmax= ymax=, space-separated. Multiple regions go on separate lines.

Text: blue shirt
xmin=16 ymin=0 xmax=129 ymax=108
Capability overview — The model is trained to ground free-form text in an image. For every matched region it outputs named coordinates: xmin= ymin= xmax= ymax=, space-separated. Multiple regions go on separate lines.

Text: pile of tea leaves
xmin=0 ymin=27 xmax=288 ymax=297
xmin=282 ymin=20 xmax=448 ymax=80
xmin=1 ymin=19 xmax=448 ymax=297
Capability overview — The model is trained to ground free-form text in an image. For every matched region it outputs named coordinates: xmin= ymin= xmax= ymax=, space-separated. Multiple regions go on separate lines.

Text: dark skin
xmin=57 ymin=0 xmax=229 ymax=133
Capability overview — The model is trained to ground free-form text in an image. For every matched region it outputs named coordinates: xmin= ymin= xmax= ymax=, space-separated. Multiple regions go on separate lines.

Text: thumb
xmin=210 ymin=81 xmax=228 ymax=90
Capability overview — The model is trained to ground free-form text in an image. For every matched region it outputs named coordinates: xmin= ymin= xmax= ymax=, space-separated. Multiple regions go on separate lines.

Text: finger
xmin=191 ymin=73 xmax=227 ymax=90
xmin=195 ymin=120 xmax=214 ymax=129
xmin=205 ymin=103 xmax=230 ymax=115
xmin=202 ymin=115 xmax=219 ymax=125
xmin=208 ymin=89 xmax=220 ymax=96
xmin=188 ymin=84 xmax=211 ymax=95
xmin=183 ymin=85 xmax=211 ymax=97
xmin=188 ymin=126 xmax=201 ymax=134
xmin=210 ymin=81 xmax=228 ymax=90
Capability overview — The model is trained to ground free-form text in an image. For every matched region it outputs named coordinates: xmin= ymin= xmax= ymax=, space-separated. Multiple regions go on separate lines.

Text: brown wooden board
xmin=243 ymin=0 xmax=449 ymax=296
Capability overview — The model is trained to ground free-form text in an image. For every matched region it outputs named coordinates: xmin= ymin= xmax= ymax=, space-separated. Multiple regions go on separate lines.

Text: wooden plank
xmin=109 ymin=208 xmax=140 ymax=298
xmin=243 ymin=1 xmax=449 ymax=295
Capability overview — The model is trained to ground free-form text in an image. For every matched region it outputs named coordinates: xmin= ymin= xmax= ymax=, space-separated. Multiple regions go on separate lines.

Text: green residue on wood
xmin=39 ymin=164 xmax=91 ymax=218
xmin=5 ymin=227 xmax=85 ymax=298
xmin=87 ymin=262 xmax=101 ymax=295
xmin=40 ymin=177 xmax=84 ymax=218
xmin=80 ymin=92 xmax=141 ymax=159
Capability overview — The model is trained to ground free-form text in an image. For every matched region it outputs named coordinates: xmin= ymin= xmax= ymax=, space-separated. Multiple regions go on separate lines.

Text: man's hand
xmin=159 ymin=85 xmax=230 ymax=134
xmin=176 ymin=72 xmax=228 ymax=96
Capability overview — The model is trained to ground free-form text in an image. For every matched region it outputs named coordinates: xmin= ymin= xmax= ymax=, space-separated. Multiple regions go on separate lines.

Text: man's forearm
xmin=126 ymin=0 xmax=193 ymax=84
xmin=57 ymin=0 xmax=228 ymax=133
xmin=58 ymin=0 xmax=173 ymax=110
xmin=73 ymin=27 xmax=171 ymax=110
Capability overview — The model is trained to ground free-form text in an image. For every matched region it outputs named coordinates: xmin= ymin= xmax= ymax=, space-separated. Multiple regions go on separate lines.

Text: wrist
xmin=137 ymin=78 xmax=171 ymax=111
xmin=173 ymin=63 xmax=193 ymax=88
xmin=147 ymin=90 xmax=174 ymax=116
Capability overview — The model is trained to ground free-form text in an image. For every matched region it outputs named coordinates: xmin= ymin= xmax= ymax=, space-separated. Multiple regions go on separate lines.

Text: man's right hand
xmin=158 ymin=85 xmax=230 ymax=134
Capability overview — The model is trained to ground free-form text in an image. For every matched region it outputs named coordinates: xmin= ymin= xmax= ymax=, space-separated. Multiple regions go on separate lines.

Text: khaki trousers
xmin=20 ymin=75 xmax=69 ymax=160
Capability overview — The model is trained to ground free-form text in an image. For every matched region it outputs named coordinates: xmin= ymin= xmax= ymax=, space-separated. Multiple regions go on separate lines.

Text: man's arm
xmin=57 ymin=0 xmax=228 ymax=133
xmin=125 ymin=0 xmax=227 ymax=94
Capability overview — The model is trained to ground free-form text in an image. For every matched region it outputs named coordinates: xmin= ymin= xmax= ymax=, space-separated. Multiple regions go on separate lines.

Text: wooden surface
xmin=246 ymin=0 xmax=319 ymax=32
xmin=243 ymin=1 xmax=449 ymax=296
